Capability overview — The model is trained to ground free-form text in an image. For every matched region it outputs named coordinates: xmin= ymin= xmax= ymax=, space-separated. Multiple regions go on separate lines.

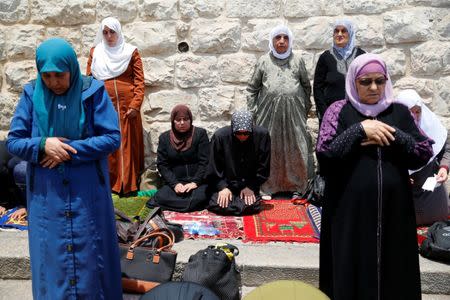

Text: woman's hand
xmin=125 ymin=108 xmax=138 ymax=119
xmin=0 ymin=206 xmax=5 ymax=216
xmin=240 ymin=187 xmax=256 ymax=205
xmin=41 ymin=137 xmax=77 ymax=168
xmin=360 ymin=120 xmax=396 ymax=147
xmin=10 ymin=208 xmax=26 ymax=220
xmin=174 ymin=183 xmax=186 ymax=194
xmin=218 ymin=188 xmax=232 ymax=208
xmin=436 ymin=167 xmax=448 ymax=183
xmin=184 ymin=182 xmax=198 ymax=193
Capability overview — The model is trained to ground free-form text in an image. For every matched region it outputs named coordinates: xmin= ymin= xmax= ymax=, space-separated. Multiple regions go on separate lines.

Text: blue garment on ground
xmin=7 ymin=77 xmax=123 ymax=299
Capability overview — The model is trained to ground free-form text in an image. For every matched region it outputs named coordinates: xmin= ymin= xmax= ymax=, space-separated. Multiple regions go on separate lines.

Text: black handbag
xmin=120 ymin=229 xmax=177 ymax=293
xmin=182 ymin=243 xmax=241 ymax=300
xmin=301 ymin=174 xmax=325 ymax=207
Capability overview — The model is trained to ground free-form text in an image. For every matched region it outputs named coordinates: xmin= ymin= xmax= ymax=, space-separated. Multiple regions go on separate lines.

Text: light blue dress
xmin=7 ymin=77 xmax=123 ymax=299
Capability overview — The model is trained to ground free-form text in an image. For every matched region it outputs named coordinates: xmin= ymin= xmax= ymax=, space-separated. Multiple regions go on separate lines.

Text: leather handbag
xmin=120 ymin=229 xmax=177 ymax=293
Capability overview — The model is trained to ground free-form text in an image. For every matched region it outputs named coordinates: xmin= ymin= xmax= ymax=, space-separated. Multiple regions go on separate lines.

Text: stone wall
xmin=1 ymin=0 xmax=449 ymax=165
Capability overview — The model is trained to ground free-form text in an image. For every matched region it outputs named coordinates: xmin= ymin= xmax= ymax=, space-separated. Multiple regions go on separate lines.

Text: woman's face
xmin=333 ymin=25 xmax=349 ymax=48
xmin=272 ymin=34 xmax=289 ymax=54
xmin=355 ymin=72 xmax=387 ymax=105
xmin=173 ymin=115 xmax=191 ymax=133
xmin=103 ymin=26 xmax=118 ymax=47
xmin=234 ymin=130 xmax=251 ymax=142
xmin=41 ymin=72 xmax=71 ymax=95
xmin=410 ymin=105 xmax=422 ymax=123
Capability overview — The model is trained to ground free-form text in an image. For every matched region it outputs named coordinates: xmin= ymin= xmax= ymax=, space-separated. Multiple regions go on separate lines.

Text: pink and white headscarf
xmin=346 ymin=53 xmax=393 ymax=117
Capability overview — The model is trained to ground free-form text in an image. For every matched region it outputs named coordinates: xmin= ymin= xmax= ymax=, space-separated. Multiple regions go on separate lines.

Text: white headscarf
xmin=268 ymin=24 xmax=293 ymax=60
xmin=396 ymin=89 xmax=448 ymax=173
xmin=91 ymin=17 xmax=137 ymax=80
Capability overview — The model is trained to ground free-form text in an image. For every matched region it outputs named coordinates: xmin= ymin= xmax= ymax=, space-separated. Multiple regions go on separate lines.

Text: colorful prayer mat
xmin=0 ymin=207 xmax=28 ymax=230
xmin=243 ymin=200 xmax=320 ymax=243
xmin=163 ymin=210 xmax=244 ymax=240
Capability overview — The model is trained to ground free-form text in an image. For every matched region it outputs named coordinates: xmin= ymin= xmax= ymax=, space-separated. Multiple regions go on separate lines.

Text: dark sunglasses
xmin=235 ymin=131 xmax=251 ymax=136
xmin=358 ymin=77 xmax=387 ymax=86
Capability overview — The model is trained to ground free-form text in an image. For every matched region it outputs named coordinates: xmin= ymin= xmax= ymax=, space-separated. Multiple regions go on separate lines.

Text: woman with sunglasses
xmin=313 ymin=19 xmax=365 ymax=124
xmin=316 ymin=53 xmax=433 ymax=300
xmin=207 ymin=110 xmax=271 ymax=215
xmin=87 ymin=17 xmax=145 ymax=196
xmin=247 ymin=24 xmax=313 ymax=200
xmin=147 ymin=104 xmax=210 ymax=212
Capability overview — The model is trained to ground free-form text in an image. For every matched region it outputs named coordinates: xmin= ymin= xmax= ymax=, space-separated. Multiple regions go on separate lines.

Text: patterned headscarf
xmin=269 ymin=24 xmax=293 ymax=60
xmin=345 ymin=53 xmax=393 ymax=117
xmin=231 ymin=110 xmax=253 ymax=133
xmin=169 ymin=104 xmax=195 ymax=152
xmin=33 ymin=38 xmax=85 ymax=139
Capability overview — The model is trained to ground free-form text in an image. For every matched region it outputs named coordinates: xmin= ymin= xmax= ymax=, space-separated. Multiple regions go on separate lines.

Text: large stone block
xmin=411 ymin=41 xmax=449 ymax=75
xmin=435 ymin=13 xmax=450 ymax=41
xmin=218 ymin=54 xmax=257 ymax=84
xmin=241 ymin=19 xmax=284 ymax=52
xmin=96 ymin=0 xmax=137 ymax=23
xmin=321 ymin=1 xmax=344 ymax=16
xmin=291 ymin=17 xmax=332 ymax=50
xmin=191 ymin=20 xmax=241 ymax=53
xmin=0 ymin=92 xmax=18 ymax=131
xmin=0 ymin=0 xmax=29 ymax=24
xmin=433 ymin=76 xmax=450 ymax=116
xmin=226 ymin=0 xmax=281 ymax=18
xmin=123 ymin=22 xmax=177 ymax=56
xmin=31 ymin=0 xmax=95 ymax=26
xmin=393 ymin=77 xmax=435 ymax=99
xmin=234 ymin=86 xmax=248 ymax=110
xmin=46 ymin=27 xmax=83 ymax=55
xmin=375 ymin=48 xmax=407 ymax=77
xmin=198 ymin=86 xmax=235 ymax=121
xmin=352 ymin=16 xmax=385 ymax=47
xmin=143 ymin=90 xmax=198 ymax=123
xmin=175 ymin=54 xmax=218 ymax=88
xmin=179 ymin=0 xmax=224 ymax=19
xmin=294 ymin=50 xmax=315 ymax=80
xmin=0 ymin=30 xmax=6 ymax=61
xmin=4 ymin=25 xmax=45 ymax=60
xmin=406 ymin=0 xmax=450 ymax=7
xmin=142 ymin=56 xmax=175 ymax=87
xmin=283 ymin=0 xmax=321 ymax=18
xmin=4 ymin=60 xmax=35 ymax=93
xmin=344 ymin=0 xmax=406 ymax=14
xmin=384 ymin=8 xmax=433 ymax=44
xmin=80 ymin=24 xmax=98 ymax=56
xmin=139 ymin=0 xmax=178 ymax=21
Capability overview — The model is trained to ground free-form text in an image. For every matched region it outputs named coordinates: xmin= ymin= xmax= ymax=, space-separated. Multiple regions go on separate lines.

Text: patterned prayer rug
xmin=243 ymin=200 xmax=320 ymax=243
xmin=163 ymin=210 xmax=245 ymax=240
xmin=0 ymin=207 xmax=28 ymax=230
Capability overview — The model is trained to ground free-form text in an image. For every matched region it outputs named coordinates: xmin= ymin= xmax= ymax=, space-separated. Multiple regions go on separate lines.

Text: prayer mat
xmin=163 ymin=210 xmax=244 ymax=240
xmin=243 ymin=200 xmax=320 ymax=243
xmin=0 ymin=207 xmax=27 ymax=230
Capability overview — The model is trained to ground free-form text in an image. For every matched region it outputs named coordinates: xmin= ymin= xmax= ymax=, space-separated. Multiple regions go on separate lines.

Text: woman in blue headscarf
xmin=313 ymin=19 xmax=365 ymax=124
xmin=7 ymin=38 xmax=123 ymax=299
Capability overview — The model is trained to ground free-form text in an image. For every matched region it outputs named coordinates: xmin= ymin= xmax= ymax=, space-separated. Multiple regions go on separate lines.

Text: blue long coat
xmin=7 ymin=77 xmax=123 ymax=299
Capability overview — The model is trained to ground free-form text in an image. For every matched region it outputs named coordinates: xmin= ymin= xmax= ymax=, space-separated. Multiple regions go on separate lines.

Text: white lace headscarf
xmin=269 ymin=24 xmax=293 ymax=60
xmin=91 ymin=17 xmax=137 ymax=80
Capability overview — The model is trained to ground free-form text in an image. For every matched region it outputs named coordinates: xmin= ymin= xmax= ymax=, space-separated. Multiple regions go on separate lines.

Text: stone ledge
xmin=1 ymin=232 xmax=449 ymax=295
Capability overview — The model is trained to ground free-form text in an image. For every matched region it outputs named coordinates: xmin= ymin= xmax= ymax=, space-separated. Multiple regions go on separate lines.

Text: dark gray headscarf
xmin=231 ymin=110 xmax=253 ymax=133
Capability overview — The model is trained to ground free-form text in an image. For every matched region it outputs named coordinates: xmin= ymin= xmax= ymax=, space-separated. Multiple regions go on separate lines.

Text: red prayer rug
xmin=163 ymin=210 xmax=244 ymax=240
xmin=243 ymin=200 xmax=320 ymax=243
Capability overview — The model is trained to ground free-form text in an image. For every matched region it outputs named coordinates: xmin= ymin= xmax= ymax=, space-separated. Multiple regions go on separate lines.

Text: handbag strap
xmin=129 ymin=229 xmax=175 ymax=251
xmin=133 ymin=207 xmax=162 ymax=240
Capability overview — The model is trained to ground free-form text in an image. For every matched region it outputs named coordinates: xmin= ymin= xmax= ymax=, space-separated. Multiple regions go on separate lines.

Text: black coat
xmin=313 ymin=48 xmax=365 ymax=121
xmin=207 ymin=126 xmax=270 ymax=194
xmin=317 ymin=101 xmax=433 ymax=300
xmin=157 ymin=127 xmax=209 ymax=187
